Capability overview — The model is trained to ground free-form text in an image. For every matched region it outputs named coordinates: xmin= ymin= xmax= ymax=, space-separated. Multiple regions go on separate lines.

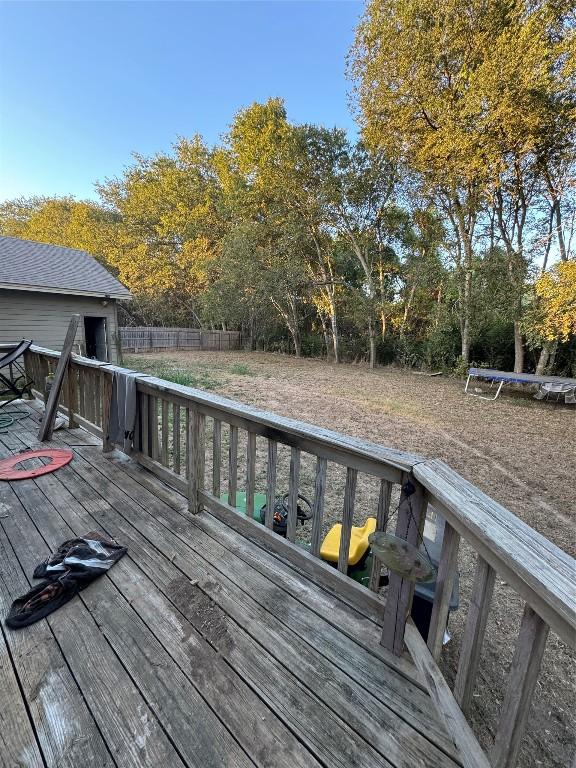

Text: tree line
xmin=1 ymin=0 xmax=574 ymax=374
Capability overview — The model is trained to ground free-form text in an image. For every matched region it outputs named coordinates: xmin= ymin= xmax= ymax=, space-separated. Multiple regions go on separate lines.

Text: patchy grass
xmin=230 ymin=362 xmax=253 ymax=376
xmin=124 ymin=355 xmax=223 ymax=390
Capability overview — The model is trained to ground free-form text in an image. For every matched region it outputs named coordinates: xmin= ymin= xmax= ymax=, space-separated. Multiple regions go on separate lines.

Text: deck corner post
xmin=381 ymin=474 xmax=427 ymax=656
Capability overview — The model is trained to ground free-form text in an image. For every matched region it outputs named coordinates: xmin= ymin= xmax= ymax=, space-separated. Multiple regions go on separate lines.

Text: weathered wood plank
xmin=415 ymin=459 xmax=575 ymax=648
xmin=187 ymin=409 xmax=205 ymax=514
xmin=29 ymin=462 xmax=323 ymax=768
xmin=246 ymin=431 xmax=256 ymax=519
xmin=1 ymin=480 xmax=184 ymax=768
xmin=212 ymin=418 xmax=221 ymax=495
xmin=310 ymin=456 xmax=327 ymax=557
xmin=101 ymin=369 xmax=113 ymax=452
xmin=454 ymin=556 xmax=496 ymax=714
xmin=491 ymin=604 xmax=550 ymax=768
xmin=265 ymin=439 xmax=277 ymax=529
xmin=338 ymin=468 xmax=357 ymax=573
xmin=66 ymin=364 xmax=78 ymax=428
xmin=60 ymin=448 xmax=459 ymax=765
xmin=172 ymin=402 xmax=181 ymax=474
xmin=287 ymin=447 xmax=301 ymax=542
xmin=381 ymin=478 xmax=427 ymax=655
xmin=0 ymin=561 xmax=45 ymax=768
xmin=404 ymin=619 xmax=491 ymax=768
xmin=228 ymin=424 xmax=238 ymax=508
xmin=369 ymin=479 xmax=392 ymax=592
xmin=427 ymin=521 xmax=460 ymax=660
xmin=0 ymin=523 xmax=113 ymax=768
xmin=149 ymin=396 xmax=159 ymax=461
xmin=161 ymin=398 xmax=169 ymax=466
xmin=38 ymin=314 xmax=79 ymax=441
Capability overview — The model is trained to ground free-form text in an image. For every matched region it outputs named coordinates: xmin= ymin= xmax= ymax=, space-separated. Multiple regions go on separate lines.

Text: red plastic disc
xmin=0 ymin=449 xmax=73 ymax=480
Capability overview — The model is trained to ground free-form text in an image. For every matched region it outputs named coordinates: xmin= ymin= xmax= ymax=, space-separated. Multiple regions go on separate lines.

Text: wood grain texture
xmin=228 ymin=424 xmax=238 ymax=508
xmin=454 ymin=556 xmax=496 ymax=714
xmin=338 ymin=468 xmax=358 ymax=573
xmin=310 ymin=456 xmax=327 ymax=557
xmin=173 ymin=403 xmax=181 ymax=474
xmin=369 ymin=479 xmax=392 ymax=592
xmin=161 ymin=398 xmax=169 ymax=466
xmin=427 ymin=521 xmax=460 ymax=660
xmin=38 ymin=313 xmax=79 ymax=441
xmin=287 ymin=447 xmax=301 ymax=542
xmin=246 ymin=431 xmax=256 ymax=519
xmin=265 ymin=439 xmax=277 ymax=529
xmin=404 ymin=619 xmax=491 ymax=768
xmin=491 ymin=604 xmax=550 ymax=768
xmin=188 ymin=409 xmax=205 ymax=514
xmin=381 ymin=478 xmax=427 ymax=655
xmin=415 ymin=459 xmax=575 ymax=648
xmin=212 ymin=418 xmax=221 ymax=495
xmin=101 ymin=369 xmax=113 ymax=452
xmin=62 ymin=446 xmax=459 ymax=765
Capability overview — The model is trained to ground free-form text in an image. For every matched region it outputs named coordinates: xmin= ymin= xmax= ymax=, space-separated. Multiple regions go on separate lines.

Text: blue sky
xmin=0 ymin=1 xmax=363 ymax=202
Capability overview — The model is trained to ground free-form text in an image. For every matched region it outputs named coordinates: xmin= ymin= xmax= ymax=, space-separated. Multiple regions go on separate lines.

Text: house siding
xmin=0 ymin=289 xmax=121 ymax=362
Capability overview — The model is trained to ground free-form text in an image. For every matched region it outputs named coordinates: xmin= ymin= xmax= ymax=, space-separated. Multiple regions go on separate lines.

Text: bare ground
xmin=125 ymin=350 xmax=576 ymax=768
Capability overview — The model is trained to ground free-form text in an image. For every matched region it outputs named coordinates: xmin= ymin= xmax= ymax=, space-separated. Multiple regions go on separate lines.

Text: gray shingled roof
xmin=0 ymin=236 xmax=131 ymax=299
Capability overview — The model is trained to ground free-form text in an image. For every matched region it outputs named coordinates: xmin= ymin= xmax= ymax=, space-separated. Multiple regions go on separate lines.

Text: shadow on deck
xmin=0 ymin=401 xmax=460 ymax=768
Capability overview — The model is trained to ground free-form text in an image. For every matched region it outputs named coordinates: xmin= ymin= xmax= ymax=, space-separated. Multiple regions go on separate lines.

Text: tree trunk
xmin=319 ymin=315 xmax=331 ymax=361
xmin=535 ymin=340 xmax=557 ymax=375
xmin=368 ymin=319 xmax=376 ymax=369
xmin=513 ymin=321 xmax=524 ymax=373
xmin=330 ymin=310 xmax=340 ymax=364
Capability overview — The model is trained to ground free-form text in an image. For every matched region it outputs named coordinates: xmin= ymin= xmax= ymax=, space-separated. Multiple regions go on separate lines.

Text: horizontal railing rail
xmin=16 ymin=341 xmax=576 ymax=768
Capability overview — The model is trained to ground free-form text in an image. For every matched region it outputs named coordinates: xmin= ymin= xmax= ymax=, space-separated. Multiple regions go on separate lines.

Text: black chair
xmin=0 ymin=340 xmax=34 ymax=409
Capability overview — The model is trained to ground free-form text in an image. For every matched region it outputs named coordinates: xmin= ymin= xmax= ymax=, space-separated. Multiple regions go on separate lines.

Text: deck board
xmin=0 ymin=402 xmax=461 ymax=768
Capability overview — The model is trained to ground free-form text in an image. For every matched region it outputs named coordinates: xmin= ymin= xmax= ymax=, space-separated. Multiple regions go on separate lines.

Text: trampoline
xmin=465 ymin=368 xmax=576 ymax=403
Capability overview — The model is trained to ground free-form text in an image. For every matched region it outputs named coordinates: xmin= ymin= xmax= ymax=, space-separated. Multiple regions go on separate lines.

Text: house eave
xmin=0 ymin=282 xmax=132 ymax=301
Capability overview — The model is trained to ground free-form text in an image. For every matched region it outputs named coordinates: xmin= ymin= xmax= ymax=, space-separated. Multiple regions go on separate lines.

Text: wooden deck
xmin=0 ymin=402 xmax=461 ymax=768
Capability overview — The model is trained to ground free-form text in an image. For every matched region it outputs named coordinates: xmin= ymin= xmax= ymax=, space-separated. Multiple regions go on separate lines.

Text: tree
xmin=350 ymin=0 xmax=575 ymax=367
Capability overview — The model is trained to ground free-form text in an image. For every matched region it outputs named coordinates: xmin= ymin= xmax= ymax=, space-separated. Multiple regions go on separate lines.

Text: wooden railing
xmin=19 ymin=343 xmax=576 ymax=768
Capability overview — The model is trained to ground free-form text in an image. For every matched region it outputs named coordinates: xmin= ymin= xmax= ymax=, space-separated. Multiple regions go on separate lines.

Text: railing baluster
xmin=212 ymin=418 xmax=221 ymax=496
xmin=161 ymin=399 xmax=169 ymax=466
xmin=246 ymin=432 xmax=256 ymax=518
xmin=265 ymin=440 xmax=277 ymax=529
xmin=381 ymin=476 xmax=427 ymax=656
xmin=141 ymin=393 xmax=149 ymax=455
xmin=454 ymin=555 xmax=496 ymax=714
xmin=67 ymin=364 xmax=78 ymax=428
xmin=173 ymin=404 xmax=181 ymax=474
xmin=427 ymin=521 xmax=460 ymax=660
xmin=369 ymin=479 xmax=392 ymax=591
xmin=286 ymin=447 xmax=300 ymax=541
xmin=491 ymin=604 xmax=549 ymax=768
xmin=101 ymin=370 xmax=113 ymax=452
xmin=228 ymin=424 xmax=238 ymax=508
xmin=188 ymin=408 xmax=205 ymax=514
xmin=310 ymin=457 xmax=327 ymax=556
xmin=150 ymin=396 xmax=159 ymax=461
xmin=338 ymin=468 xmax=358 ymax=573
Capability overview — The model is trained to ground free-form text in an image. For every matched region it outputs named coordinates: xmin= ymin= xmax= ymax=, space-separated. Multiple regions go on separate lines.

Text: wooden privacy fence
xmin=21 ymin=342 xmax=576 ymax=768
xmin=120 ymin=327 xmax=242 ymax=352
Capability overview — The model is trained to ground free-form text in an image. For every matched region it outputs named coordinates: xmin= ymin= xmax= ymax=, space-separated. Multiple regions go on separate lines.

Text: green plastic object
xmin=220 ymin=492 xmax=268 ymax=522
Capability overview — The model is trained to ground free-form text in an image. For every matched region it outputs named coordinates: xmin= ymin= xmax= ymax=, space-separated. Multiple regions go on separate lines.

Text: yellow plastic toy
xmin=320 ymin=517 xmax=377 ymax=566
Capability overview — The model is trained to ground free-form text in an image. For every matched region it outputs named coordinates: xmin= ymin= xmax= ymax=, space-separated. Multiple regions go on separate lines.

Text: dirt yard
xmin=125 ymin=350 xmax=575 ymax=767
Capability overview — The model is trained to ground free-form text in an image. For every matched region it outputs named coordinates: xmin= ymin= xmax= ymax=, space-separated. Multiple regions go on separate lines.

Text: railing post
xmin=427 ymin=521 xmax=460 ymax=660
xmin=381 ymin=475 xmax=426 ymax=656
